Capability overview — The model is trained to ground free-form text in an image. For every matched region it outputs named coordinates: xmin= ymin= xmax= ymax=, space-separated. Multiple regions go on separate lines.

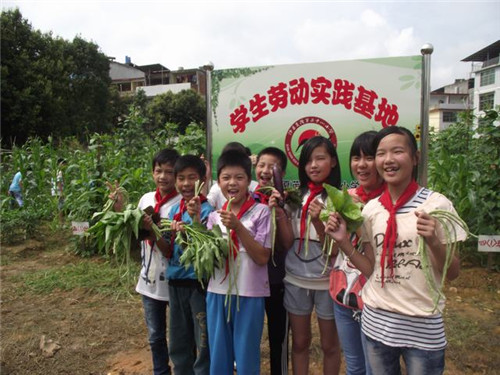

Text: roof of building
xmin=461 ymin=40 xmax=500 ymax=62
xmin=136 ymin=64 xmax=170 ymax=73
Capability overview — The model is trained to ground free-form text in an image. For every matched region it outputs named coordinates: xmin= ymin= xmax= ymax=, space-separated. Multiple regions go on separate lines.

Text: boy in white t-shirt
xmin=134 ymin=149 xmax=181 ymax=375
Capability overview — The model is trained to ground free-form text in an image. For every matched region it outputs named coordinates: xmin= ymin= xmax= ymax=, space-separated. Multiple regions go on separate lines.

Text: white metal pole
xmin=203 ymin=61 xmax=215 ymax=183
xmin=419 ymin=43 xmax=433 ymax=187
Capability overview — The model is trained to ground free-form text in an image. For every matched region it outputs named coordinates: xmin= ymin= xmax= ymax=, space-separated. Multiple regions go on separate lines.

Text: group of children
xmin=130 ymin=126 xmax=465 ymax=375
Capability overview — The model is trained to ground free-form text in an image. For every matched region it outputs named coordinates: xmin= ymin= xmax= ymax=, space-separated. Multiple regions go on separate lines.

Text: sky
xmin=2 ymin=0 xmax=499 ymax=90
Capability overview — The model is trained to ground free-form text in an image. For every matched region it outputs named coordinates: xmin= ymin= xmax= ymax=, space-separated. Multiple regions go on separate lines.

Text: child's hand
xmin=415 ymin=211 xmax=440 ymax=247
xmin=187 ymin=196 xmax=202 ymax=222
xmin=268 ymin=188 xmax=284 ymax=208
xmin=308 ymin=198 xmax=324 ymax=221
xmin=170 ymin=219 xmax=185 ymax=233
xmin=325 ymin=212 xmax=349 ymax=245
xmin=217 ymin=209 xmax=241 ymax=231
xmin=142 ymin=214 xmax=154 ymax=231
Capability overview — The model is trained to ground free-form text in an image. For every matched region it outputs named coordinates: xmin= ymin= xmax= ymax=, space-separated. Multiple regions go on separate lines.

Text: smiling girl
xmin=326 ymin=126 xmax=466 ymax=375
xmin=330 ymin=131 xmax=384 ymax=375
xmin=279 ymin=136 xmax=342 ymax=375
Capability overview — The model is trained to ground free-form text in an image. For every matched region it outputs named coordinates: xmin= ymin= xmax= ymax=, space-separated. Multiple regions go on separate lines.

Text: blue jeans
xmin=334 ymin=303 xmax=369 ymax=375
xmin=142 ymin=295 xmax=171 ymax=375
xmin=168 ymin=284 xmax=209 ymax=375
xmin=361 ymin=332 xmax=445 ymax=375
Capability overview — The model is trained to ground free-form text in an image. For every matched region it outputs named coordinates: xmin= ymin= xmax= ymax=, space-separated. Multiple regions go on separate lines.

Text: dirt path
xmin=1 ymin=231 xmax=499 ymax=374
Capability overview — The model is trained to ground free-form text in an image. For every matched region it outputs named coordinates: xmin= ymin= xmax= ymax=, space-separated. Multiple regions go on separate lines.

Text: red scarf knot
xmin=253 ymin=185 xmax=270 ymax=205
xmin=378 ymin=180 xmax=419 ymax=287
xmin=221 ymin=194 xmax=256 ymax=280
xmin=298 ymin=182 xmax=324 ymax=253
xmin=355 ymin=183 xmax=386 ymax=204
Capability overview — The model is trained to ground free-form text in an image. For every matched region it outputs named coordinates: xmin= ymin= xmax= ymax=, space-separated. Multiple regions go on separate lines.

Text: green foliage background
xmin=428 ymin=109 xmax=500 ymax=265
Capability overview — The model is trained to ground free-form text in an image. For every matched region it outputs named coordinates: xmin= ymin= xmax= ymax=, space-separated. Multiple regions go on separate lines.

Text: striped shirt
xmin=362 ymin=304 xmax=446 ymax=350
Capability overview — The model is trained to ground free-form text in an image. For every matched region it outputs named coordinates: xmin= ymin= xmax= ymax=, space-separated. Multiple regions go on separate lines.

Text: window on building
xmin=479 ymin=92 xmax=495 ymax=111
xmin=443 ymin=111 xmax=457 ymax=123
xmin=119 ymin=82 xmax=132 ymax=92
xmin=480 ymin=68 xmax=495 ymax=86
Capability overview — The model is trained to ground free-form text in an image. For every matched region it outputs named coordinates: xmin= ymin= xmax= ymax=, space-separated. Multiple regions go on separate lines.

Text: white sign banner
xmin=72 ymin=221 xmax=89 ymax=236
xmin=478 ymin=235 xmax=500 ymax=253
xmin=210 ymin=56 xmax=422 ymax=186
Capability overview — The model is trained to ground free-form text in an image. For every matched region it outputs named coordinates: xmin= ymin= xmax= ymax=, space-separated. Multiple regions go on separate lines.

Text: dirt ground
xmin=1 ymin=229 xmax=499 ymax=375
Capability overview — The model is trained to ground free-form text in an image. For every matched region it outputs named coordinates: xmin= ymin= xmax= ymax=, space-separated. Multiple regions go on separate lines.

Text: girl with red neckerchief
xmin=279 ymin=136 xmax=342 ymax=375
xmin=330 ymin=131 xmax=383 ymax=375
xmin=326 ymin=127 xmax=466 ymax=375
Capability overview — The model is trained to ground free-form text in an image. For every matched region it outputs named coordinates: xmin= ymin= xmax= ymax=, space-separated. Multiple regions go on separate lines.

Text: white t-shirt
xmin=361 ymin=188 xmax=467 ymax=316
xmin=136 ymin=191 xmax=181 ymax=301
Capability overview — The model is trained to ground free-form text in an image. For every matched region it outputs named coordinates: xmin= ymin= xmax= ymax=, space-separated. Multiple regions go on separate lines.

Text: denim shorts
xmin=283 ymin=281 xmax=335 ymax=320
xmin=362 ymin=332 xmax=445 ymax=375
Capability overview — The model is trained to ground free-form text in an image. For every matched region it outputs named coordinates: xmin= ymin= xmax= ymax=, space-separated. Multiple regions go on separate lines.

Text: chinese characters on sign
xmin=229 ymin=76 xmax=400 ymax=133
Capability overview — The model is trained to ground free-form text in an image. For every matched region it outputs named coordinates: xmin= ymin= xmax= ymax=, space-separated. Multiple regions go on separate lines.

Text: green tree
xmin=1 ymin=9 xmax=111 ymax=146
xmin=146 ymin=90 xmax=205 ymax=134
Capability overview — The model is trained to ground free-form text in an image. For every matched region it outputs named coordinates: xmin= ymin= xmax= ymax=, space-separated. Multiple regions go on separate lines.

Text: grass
xmin=16 ymin=259 xmax=140 ymax=299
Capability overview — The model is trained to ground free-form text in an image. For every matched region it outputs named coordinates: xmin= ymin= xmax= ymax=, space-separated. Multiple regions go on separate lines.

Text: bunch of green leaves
xmin=161 ymin=219 xmax=228 ymax=284
xmin=86 ymin=190 xmax=159 ymax=280
xmin=319 ymin=184 xmax=364 ymax=232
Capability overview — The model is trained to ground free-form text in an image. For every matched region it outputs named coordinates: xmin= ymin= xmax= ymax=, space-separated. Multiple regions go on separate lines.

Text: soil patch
xmin=1 ymin=229 xmax=499 ymax=374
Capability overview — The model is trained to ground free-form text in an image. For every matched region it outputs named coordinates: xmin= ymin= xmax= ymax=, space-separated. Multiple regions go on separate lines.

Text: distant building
xmin=109 ymin=61 xmax=145 ymax=95
xmin=462 ymin=40 xmax=500 ymax=124
xmin=108 ymin=57 xmax=208 ymax=98
xmin=430 ymin=79 xmax=473 ymax=131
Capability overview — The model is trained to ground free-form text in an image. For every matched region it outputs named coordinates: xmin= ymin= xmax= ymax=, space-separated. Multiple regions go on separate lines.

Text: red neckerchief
xmin=148 ymin=188 xmax=178 ymax=246
xmin=154 ymin=188 xmax=178 ymax=213
xmin=298 ymin=182 xmax=324 ymax=253
xmin=355 ymin=183 xmax=386 ymax=204
xmin=378 ymin=180 xmax=419 ymax=286
xmin=253 ymin=184 xmax=270 ymax=205
xmin=221 ymin=194 xmax=256 ymax=280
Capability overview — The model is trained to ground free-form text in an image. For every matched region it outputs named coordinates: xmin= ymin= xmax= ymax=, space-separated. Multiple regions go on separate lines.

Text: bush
xmin=428 ymin=109 xmax=499 ymax=266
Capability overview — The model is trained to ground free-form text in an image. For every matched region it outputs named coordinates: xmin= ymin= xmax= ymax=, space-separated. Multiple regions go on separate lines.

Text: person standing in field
xmin=8 ymin=170 xmax=23 ymax=208
xmin=52 ymin=158 xmax=66 ymax=223
xmin=329 ymin=131 xmax=384 ymax=375
xmin=254 ymin=147 xmax=293 ymax=375
xmin=164 ymin=155 xmax=213 ymax=375
xmin=278 ymin=136 xmax=342 ymax=375
xmin=130 ymin=148 xmax=182 ymax=375
xmin=326 ymin=126 xmax=466 ymax=374
xmin=205 ymin=149 xmax=272 ymax=374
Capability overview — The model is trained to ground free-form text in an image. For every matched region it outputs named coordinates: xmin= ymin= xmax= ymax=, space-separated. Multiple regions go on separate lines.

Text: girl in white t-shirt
xmin=326 ymin=126 xmax=466 ymax=375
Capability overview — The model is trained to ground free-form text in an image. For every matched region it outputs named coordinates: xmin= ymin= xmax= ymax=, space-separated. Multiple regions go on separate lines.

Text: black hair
xmin=152 ymin=148 xmax=179 ymax=170
xmin=217 ymin=149 xmax=252 ymax=180
xmin=349 ymin=130 xmax=378 ymax=177
xmin=174 ymin=154 xmax=206 ymax=179
xmin=373 ymin=126 xmax=419 ymax=178
xmin=256 ymin=147 xmax=288 ymax=172
xmin=298 ymin=136 xmax=341 ymax=195
xmin=221 ymin=142 xmax=252 ymax=156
